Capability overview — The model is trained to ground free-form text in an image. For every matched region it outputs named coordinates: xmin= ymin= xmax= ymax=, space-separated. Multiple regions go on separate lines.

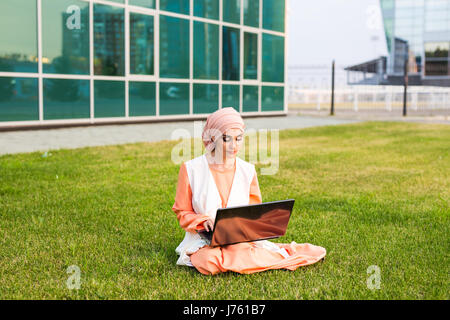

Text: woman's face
xmin=214 ymin=128 xmax=244 ymax=160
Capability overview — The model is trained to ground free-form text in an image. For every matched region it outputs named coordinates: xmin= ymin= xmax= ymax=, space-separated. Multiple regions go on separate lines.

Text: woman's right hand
xmin=203 ymin=217 xmax=214 ymax=232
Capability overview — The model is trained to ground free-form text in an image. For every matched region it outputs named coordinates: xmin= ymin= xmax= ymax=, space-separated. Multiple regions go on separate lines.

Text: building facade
xmin=379 ymin=0 xmax=450 ymax=86
xmin=0 ymin=0 xmax=287 ymax=129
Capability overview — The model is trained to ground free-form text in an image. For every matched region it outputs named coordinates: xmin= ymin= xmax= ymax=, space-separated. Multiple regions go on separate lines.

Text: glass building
xmin=0 ymin=0 xmax=286 ymax=128
xmin=379 ymin=0 xmax=450 ymax=86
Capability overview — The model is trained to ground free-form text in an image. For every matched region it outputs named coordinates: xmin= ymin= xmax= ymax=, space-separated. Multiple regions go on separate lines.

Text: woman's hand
xmin=202 ymin=217 xmax=214 ymax=232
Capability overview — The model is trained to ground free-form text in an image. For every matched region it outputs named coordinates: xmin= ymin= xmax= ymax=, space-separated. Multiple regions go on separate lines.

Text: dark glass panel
xmin=129 ymin=81 xmax=156 ymax=116
xmin=222 ymin=26 xmax=240 ymax=81
xmin=94 ymin=80 xmax=125 ymax=117
xmin=160 ymin=15 xmax=189 ymax=78
xmin=159 ymin=82 xmax=189 ymax=115
xmin=94 ymin=4 xmax=125 ymax=76
xmin=43 ymin=79 xmax=90 ymax=119
xmin=130 ymin=13 xmax=154 ymax=75
xmin=194 ymin=21 xmax=219 ymax=79
xmin=193 ymin=83 xmax=218 ymax=114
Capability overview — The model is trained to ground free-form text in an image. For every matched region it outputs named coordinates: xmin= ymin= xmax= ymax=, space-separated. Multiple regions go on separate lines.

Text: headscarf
xmin=202 ymin=107 xmax=245 ymax=153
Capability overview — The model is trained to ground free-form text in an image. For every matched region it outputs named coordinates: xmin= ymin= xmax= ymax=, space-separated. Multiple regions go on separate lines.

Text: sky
xmin=287 ymin=0 xmax=389 ymax=67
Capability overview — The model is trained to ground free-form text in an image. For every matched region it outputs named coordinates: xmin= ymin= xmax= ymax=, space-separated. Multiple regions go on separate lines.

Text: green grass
xmin=0 ymin=121 xmax=449 ymax=299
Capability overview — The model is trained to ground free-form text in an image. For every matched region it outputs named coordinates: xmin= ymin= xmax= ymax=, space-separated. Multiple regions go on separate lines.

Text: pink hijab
xmin=202 ymin=107 xmax=245 ymax=153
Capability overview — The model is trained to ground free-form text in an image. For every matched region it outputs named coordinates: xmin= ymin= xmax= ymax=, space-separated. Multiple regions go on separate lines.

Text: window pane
xmin=194 ymin=0 xmax=219 ymax=20
xmin=194 ymin=84 xmax=218 ymax=114
xmin=244 ymin=32 xmax=258 ymax=79
xmin=425 ymin=60 xmax=449 ymax=75
xmin=160 ymin=0 xmax=190 ymax=15
xmin=222 ymin=85 xmax=239 ymax=111
xmin=242 ymin=85 xmax=258 ymax=112
xmin=43 ymin=79 xmax=90 ymax=120
xmin=42 ymin=0 xmax=89 ymax=75
xmin=129 ymin=0 xmax=155 ymax=8
xmin=244 ymin=0 xmax=259 ymax=27
xmin=262 ymin=33 xmax=284 ymax=83
xmin=159 ymin=82 xmax=189 ymax=115
xmin=108 ymin=0 xmax=125 ymax=3
xmin=263 ymin=0 xmax=285 ymax=32
xmin=194 ymin=22 xmax=219 ymax=79
xmin=94 ymin=80 xmax=125 ymax=118
xmin=94 ymin=4 xmax=125 ymax=76
xmin=222 ymin=26 xmax=240 ymax=81
xmin=0 ymin=0 xmax=37 ymax=73
xmin=223 ymin=0 xmax=240 ymax=24
xmin=129 ymin=81 xmax=156 ymax=116
xmin=425 ymin=42 xmax=449 ymax=58
xmin=160 ymin=15 xmax=189 ymax=78
xmin=130 ymin=13 xmax=154 ymax=75
xmin=261 ymin=86 xmax=283 ymax=111
xmin=0 ymin=77 xmax=38 ymax=122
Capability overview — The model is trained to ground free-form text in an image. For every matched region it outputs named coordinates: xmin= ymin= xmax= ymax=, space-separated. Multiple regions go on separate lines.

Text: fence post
xmin=317 ymin=91 xmax=321 ymax=110
xmin=412 ymin=91 xmax=418 ymax=110
xmin=403 ymin=58 xmax=408 ymax=117
xmin=330 ymin=60 xmax=335 ymax=116
xmin=353 ymin=89 xmax=358 ymax=111
xmin=386 ymin=86 xmax=392 ymax=111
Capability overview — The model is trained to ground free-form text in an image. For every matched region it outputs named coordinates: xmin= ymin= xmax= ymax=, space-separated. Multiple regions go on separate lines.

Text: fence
xmin=288 ymin=64 xmax=450 ymax=117
xmin=289 ymin=85 xmax=450 ymax=115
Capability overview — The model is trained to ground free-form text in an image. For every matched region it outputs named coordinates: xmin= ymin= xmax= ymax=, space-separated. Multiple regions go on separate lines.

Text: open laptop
xmin=197 ymin=199 xmax=295 ymax=247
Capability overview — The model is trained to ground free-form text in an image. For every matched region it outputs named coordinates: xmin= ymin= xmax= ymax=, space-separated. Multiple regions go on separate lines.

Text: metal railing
xmin=288 ymin=63 xmax=450 ymax=117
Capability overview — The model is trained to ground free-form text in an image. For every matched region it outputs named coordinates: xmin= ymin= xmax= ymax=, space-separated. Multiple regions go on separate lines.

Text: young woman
xmin=172 ymin=107 xmax=326 ymax=275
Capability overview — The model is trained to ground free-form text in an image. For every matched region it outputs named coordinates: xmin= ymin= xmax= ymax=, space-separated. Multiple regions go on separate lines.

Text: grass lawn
xmin=0 ymin=121 xmax=448 ymax=299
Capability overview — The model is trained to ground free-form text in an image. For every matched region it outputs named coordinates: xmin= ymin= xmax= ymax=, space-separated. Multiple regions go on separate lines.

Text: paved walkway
xmin=2 ymin=110 xmax=448 ymax=156
xmin=0 ymin=114 xmax=361 ymax=156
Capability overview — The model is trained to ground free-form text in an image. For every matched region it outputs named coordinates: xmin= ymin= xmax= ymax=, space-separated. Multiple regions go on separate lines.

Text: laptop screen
xmin=210 ymin=199 xmax=294 ymax=247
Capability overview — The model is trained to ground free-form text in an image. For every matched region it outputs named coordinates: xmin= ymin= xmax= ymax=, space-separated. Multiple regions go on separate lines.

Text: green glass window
xmin=194 ymin=22 xmax=219 ymax=80
xmin=160 ymin=0 xmax=190 ymax=15
xmin=262 ymin=33 xmax=284 ymax=83
xmin=244 ymin=0 xmax=259 ymax=27
xmin=222 ymin=26 xmax=240 ymax=81
xmin=0 ymin=77 xmax=38 ymax=122
xmin=159 ymin=82 xmax=189 ymax=115
xmin=129 ymin=0 xmax=155 ymax=8
xmin=160 ymin=15 xmax=189 ymax=78
xmin=94 ymin=80 xmax=125 ymax=118
xmin=194 ymin=84 xmax=218 ymax=114
xmin=0 ymin=0 xmax=37 ymax=73
xmin=130 ymin=13 xmax=154 ymax=75
xmin=223 ymin=0 xmax=240 ymax=24
xmin=42 ymin=0 xmax=89 ymax=75
xmin=222 ymin=85 xmax=239 ymax=111
xmin=261 ymin=86 xmax=284 ymax=111
xmin=93 ymin=4 xmax=125 ymax=76
xmin=129 ymin=82 xmax=156 ymax=116
xmin=43 ymin=79 xmax=90 ymax=120
xmin=242 ymin=85 xmax=258 ymax=112
xmin=244 ymin=32 xmax=258 ymax=79
xmin=263 ymin=0 xmax=285 ymax=32
xmin=108 ymin=0 xmax=125 ymax=3
xmin=194 ymin=0 xmax=219 ymax=20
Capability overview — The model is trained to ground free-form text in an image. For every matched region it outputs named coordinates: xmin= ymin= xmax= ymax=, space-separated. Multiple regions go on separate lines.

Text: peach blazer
xmin=172 ymin=154 xmax=261 ymax=265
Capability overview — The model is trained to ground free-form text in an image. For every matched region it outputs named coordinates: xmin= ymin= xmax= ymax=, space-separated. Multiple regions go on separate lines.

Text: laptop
xmin=197 ymin=199 xmax=295 ymax=247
